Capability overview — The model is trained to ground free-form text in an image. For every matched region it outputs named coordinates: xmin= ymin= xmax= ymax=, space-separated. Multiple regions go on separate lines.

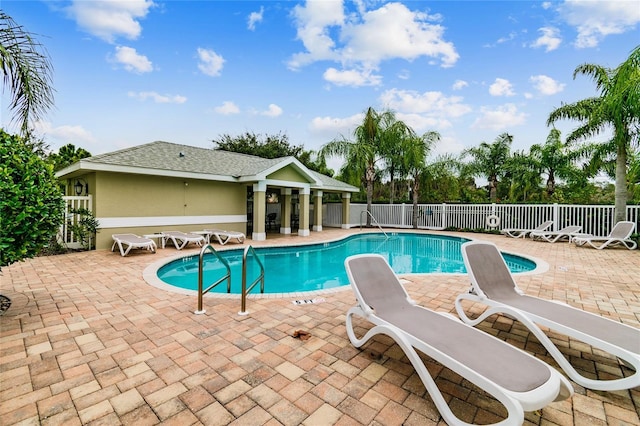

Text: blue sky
xmin=2 ymin=0 xmax=639 ymax=172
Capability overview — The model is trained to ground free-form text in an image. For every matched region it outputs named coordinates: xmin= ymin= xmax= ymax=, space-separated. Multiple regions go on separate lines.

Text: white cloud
xmin=530 ymin=75 xmax=565 ymax=95
xmin=452 ymin=80 xmax=468 ymax=90
xmin=309 ymin=114 xmax=362 ymax=139
xmin=35 ymin=121 xmax=98 ymax=146
xmin=261 ymin=104 xmax=283 ymax=117
xmin=378 ymin=88 xmax=472 ymax=132
xmin=489 ymin=78 xmax=515 ymax=97
xmin=289 ymin=1 xmax=458 ymax=78
xmin=323 ymin=67 xmax=382 ymax=87
xmin=496 ymin=31 xmax=517 ymax=44
xmin=248 ymin=6 xmax=264 ymax=31
xmin=559 ymin=0 xmax=640 ymax=48
xmin=197 ymin=48 xmax=225 ymax=76
xmin=289 ymin=0 xmax=345 ymax=68
xmin=472 ymin=104 xmax=527 ymax=130
xmin=67 ymin=0 xmax=154 ymax=43
xmin=397 ymin=69 xmax=411 ymax=80
xmin=531 ymin=27 xmax=562 ymax=52
xmin=112 ymin=46 xmax=153 ymax=73
xmin=340 ymin=3 xmax=458 ymax=67
xmin=128 ymin=91 xmax=187 ymax=103
xmin=542 ymin=2 xmax=553 ymax=10
xmin=380 ymin=89 xmax=471 ymax=118
xmin=214 ymin=101 xmax=240 ymax=115
xmin=395 ymin=112 xmax=444 ymax=130
xmin=435 ymin=135 xmax=465 ymax=156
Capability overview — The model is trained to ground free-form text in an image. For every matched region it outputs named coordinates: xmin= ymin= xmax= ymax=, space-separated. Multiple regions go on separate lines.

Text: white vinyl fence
xmin=61 ymin=196 xmax=638 ymax=249
xmin=324 ymin=203 xmax=640 ymax=238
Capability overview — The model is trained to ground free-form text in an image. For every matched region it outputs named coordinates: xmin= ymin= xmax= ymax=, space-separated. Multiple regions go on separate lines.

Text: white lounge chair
xmin=345 ymin=254 xmax=572 ymax=426
xmin=572 ymin=221 xmax=637 ymax=250
xmin=456 ymin=240 xmax=640 ymax=391
xmin=500 ymin=220 xmax=553 ymax=239
xmin=162 ymin=231 xmax=205 ymax=250
xmin=111 ymin=234 xmax=156 ymax=256
xmin=530 ymin=225 xmax=582 ymax=243
xmin=205 ymin=229 xmax=246 ymax=245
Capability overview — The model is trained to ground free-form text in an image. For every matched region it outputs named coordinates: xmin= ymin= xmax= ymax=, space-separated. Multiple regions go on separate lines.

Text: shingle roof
xmin=62 ymin=141 xmax=358 ymax=192
xmin=310 ymin=170 xmax=359 ymax=191
xmin=84 ymin=141 xmax=284 ymax=177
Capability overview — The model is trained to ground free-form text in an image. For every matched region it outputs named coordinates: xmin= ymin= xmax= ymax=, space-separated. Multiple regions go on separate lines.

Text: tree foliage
xmin=0 ymin=12 xmax=54 ymax=134
xmin=320 ymin=107 xmax=412 ymax=225
xmin=399 ymin=131 xmax=440 ymax=228
xmin=548 ymin=45 xmax=640 ymax=222
xmin=212 ymin=131 xmax=333 ymax=176
xmin=462 ymin=133 xmax=513 ymax=202
xmin=0 ymin=130 xmax=64 ymax=270
xmin=49 ymin=143 xmax=92 ymax=171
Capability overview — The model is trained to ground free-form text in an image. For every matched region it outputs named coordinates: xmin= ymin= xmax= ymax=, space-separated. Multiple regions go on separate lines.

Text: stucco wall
xmin=94 ymin=172 xmax=248 ymax=249
xmin=267 ymin=165 xmax=308 ymax=183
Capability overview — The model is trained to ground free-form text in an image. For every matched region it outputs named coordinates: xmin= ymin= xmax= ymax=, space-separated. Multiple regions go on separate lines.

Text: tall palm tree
xmin=529 ymin=128 xmax=582 ymax=198
xmin=400 ymin=131 xmax=440 ymax=228
xmin=0 ymin=12 xmax=54 ymax=134
xmin=380 ymin=113 xmax=414 ymax=204
xmin=548 ymin=45 xmax=640 ymax=223
xmin=421 ymin=154 xmax=461 ymax=202
xmin=503 ymin=150 xmax=541 ymax=202
xmin=321 ymin=107 xmax=409 ymax=226
xmin=463 ymin=133 xmax=513 ymax=202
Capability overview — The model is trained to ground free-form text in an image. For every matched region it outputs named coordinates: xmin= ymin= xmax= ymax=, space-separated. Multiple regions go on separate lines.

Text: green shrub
xmin=0 ymin=130 xmax=64 ymax=269
xmin=69 ymin=208 xmax=100 ymax=250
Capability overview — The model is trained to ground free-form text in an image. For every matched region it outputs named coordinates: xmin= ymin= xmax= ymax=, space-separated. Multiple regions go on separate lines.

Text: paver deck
xmin=1 ymin=229 xmax=639 ymax=425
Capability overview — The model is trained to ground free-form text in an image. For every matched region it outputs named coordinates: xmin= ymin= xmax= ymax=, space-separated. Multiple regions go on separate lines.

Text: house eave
xmin=56 ymin=162 xmax=238 ymax=183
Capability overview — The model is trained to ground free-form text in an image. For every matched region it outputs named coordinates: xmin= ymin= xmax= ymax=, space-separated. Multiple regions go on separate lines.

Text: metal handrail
xmin=359 ymin=210 xmax=389 ymax=238
xmin=239 ymin=245 xmax=265 ymax=315
xmin=194 ymin=244 xmax=231 ymax=315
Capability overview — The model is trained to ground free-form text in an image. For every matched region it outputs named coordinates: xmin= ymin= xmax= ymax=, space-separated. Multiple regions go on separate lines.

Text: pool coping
xmin=142 ymin=230 xmax=549 ymax=299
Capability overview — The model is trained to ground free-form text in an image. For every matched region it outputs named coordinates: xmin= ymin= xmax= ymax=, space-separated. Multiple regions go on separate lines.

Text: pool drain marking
xmin=292 ymin=298 xmax=325 ymax=305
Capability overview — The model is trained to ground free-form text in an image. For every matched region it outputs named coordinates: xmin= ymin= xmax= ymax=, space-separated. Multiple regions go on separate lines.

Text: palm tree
xmin=0 ymin=12 xmax=54 ymax=134
xmin=421 ymin=154 xmax=461 ymax=202
xmin=379 ymin=114 xmax=414 ymax=204
xmin=463 ymin=133 xmax=513 ymax=202
xmin=548 ymin=45 xmax=640 ymax=223
xmin=400 ymin=131 xmax=440 ymax=228
xmin=529 ymin=128 xmax=582 ymax=198
xmin=503 ymin=151 xmax=541 ymax=202
xmin=321 ymin=107 xmax=409 ymax=226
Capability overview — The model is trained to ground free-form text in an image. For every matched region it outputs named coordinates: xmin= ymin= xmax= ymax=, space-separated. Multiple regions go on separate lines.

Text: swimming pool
xmin=155 ymin=233 xmax=537 ymax=295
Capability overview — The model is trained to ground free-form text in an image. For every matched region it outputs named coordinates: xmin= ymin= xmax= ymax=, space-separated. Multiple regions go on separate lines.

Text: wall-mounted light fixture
xmin=74 ymin=178 xmax=89 ymax=196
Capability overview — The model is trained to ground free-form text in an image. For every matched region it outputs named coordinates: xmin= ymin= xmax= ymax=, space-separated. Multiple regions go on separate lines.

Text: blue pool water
xmin=157 ymin=233 xmax=536 ymax=294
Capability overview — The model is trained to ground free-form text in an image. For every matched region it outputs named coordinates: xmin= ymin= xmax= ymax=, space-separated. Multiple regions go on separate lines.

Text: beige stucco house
xmin=55 ymin=141 xmax=359 ymax=250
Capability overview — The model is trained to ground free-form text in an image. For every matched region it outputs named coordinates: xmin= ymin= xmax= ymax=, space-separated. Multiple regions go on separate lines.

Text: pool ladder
xmin=194 ymin=243 xmax=264 ymax=315
xmin=360 ymin=210 xmax=389 ymax=238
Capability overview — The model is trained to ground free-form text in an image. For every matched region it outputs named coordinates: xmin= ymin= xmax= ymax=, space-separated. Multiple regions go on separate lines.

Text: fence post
xmin=401 ymin=203 xmax=406 ymax=227
xmin=442 ymin=203 xmax=447 ymax=229
xmin=553 ymin=203 xmax=559 ymax=230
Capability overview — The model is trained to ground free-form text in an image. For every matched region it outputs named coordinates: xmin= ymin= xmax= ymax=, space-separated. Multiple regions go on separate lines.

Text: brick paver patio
xmin=1 ymin=229 xmax=638 ymax=425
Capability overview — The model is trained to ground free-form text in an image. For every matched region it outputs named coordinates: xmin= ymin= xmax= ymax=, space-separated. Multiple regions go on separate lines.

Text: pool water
xmin=157 ymin=233 xmax=536 ymax=294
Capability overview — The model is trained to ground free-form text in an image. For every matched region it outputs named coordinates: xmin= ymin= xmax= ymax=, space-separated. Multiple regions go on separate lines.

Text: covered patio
xmin=1 ymin=229 xmax=638 ymax=425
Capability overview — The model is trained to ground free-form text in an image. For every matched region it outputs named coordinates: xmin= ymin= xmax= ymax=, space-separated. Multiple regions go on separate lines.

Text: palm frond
xmin=0 ymin=12 xmax=55 ymax=133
